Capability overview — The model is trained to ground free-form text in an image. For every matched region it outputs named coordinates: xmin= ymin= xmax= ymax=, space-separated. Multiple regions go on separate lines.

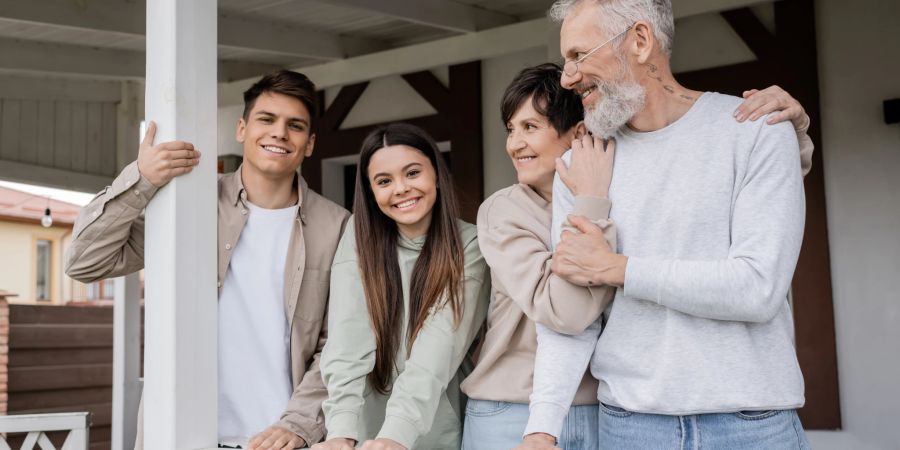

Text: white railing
xmin=0 ymin=412 xmax=90 ymax=450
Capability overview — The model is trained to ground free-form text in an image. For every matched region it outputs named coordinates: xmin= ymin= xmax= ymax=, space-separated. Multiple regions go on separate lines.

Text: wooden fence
xmin=0 ymin=295 xmax=141 ymax=450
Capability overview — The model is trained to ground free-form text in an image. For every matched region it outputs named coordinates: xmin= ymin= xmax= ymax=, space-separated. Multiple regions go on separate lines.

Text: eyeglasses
xmin=562 ymin=23 xmax=635 ymax=77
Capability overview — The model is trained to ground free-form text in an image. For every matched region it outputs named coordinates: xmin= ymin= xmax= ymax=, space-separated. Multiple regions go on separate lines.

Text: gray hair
xmin=549 ymin=0 xmax=675 ymax=56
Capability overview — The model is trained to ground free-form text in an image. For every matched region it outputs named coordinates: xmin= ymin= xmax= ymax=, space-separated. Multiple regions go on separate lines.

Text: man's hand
xmin=136 ymin=121 xmax=201 ymax=187
xmin=512 ymin=433 xmax=561 ymax=450
xmin=552 ymin=215 xmax=627 ymax=287
xmin=310 ymin=438 xmax=355 ymax=450
xmin=733 ymin=85 xmax=808 ymax=129
xmin=359 ymin=438 xmax=407 ymax=450
xmin=248 ymin=426 xmax=306 ymax=450
xmin=556 ymin=135 xmax=616 ymax=198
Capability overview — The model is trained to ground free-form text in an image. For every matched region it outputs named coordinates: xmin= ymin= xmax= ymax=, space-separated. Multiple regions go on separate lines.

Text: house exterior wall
xmin=805 ymin=0 xmax=900 ymax=448
xmin=0 ymin=220 xmax=71 ymax=304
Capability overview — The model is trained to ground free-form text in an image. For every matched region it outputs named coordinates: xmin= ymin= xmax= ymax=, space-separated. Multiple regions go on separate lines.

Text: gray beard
xmin=583 ymin=79 xmax=646 ymax=138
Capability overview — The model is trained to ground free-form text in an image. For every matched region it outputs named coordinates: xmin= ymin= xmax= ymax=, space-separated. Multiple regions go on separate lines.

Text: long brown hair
xmin=353 ymin=123 xmax=465 ymax=394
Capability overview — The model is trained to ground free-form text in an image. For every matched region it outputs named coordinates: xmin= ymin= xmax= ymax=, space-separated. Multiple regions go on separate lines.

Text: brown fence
xmin=1 ymin=298 xmax=141 ymax=450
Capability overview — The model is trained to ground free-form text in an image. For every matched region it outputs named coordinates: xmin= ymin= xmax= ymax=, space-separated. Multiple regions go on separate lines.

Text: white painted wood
xmin=18 ymin=99 xmax=38 ymax=164
xmin=70 ymin=102 xmax=87 ymax=172
xmin=85 ymin=103 xmax=103 ymax=175
xmin=142 ymin=0 xmax=218 ymax=448
xmin=0 ymin=38 xmax=145 ymax=79
xmin=20 ymin=432 xmax=39 ymax=449
xmin=37 ymin=100 xmax=55 ymax=167
xmin=0 ymin=160 xmax=111 ymax=192
xmin=0 ymin=99 xmax=20 ymax=160
xmin=53 ymin=101 xmax=73 ymax=170
xmin=0 ymin=0 xmax=383 ymax=61
xmin=101 ymin=103 xmax=118 ymax=176
xmin=111 ymin=272 xmax=141 ymax=450
xmin=0 ymin=412 xmax=89 ymax=434
xmin=0 ymin=74 xmax=121 ymax=103
xmin=326 ymin=0 xmax=516 ymax=33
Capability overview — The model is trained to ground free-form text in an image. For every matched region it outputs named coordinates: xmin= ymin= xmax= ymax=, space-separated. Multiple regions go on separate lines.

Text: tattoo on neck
xmin=649 ymin=63 xmax=658 ymax=72
xmin=680 ymin=94 xmax=695 ymax=101
xmin=663 ymin=85 xmax=675 ymax=94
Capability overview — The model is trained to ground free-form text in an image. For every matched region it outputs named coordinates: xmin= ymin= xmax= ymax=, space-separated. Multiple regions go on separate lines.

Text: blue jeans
xmin=462 ymin=399 xmax=598 ymax=450
xmin=597 ymin=403 xmax=810 ymax=450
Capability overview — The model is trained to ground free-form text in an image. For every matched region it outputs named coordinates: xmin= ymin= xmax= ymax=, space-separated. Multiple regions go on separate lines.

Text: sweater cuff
xmin=377 ymin=415 xmax=420 ymax=450
xmin=276 ymin=414 xmax=324 ymax=446
xmin=623 ymin=256 xmax=666 ymax=304
xmin=523 ymin=402 xmax=568 ymax=439
xmin=325 ymin=411 xmax=359 ymax=443
xmin=572 ymin=196 xmax=611 ymax=221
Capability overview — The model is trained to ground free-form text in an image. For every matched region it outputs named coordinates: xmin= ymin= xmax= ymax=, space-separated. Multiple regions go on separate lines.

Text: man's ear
xmin=631 ymin=21 xmax=654 ymax=64
xmin=305 ymin=133 xmax=316 ymax=157
xmin=236 ymin=117 xmax=246 ymax=143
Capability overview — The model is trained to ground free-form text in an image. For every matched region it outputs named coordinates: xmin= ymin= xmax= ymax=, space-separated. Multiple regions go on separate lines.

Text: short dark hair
xmin=501 ymin=63 xmax=583 ymax=135
xmin=242 ymin=70 xmax=318 ymax=128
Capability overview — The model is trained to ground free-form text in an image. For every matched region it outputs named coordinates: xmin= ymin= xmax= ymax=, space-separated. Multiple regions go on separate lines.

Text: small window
xmin=36 ymin=239 xmax=52 ymax=301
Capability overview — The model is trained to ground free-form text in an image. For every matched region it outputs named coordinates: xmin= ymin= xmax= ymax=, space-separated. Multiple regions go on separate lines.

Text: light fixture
xmin=41 ymin=196 xmax=53 ymax=228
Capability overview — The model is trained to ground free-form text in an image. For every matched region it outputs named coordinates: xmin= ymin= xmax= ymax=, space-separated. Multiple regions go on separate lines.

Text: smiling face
xmin=559 ymin=2 xmax=645 ymax=137
xmin=236 ymin=91 xmax=315 ymax=180
xmin=506 ymin=96 xmax=577 ymax=197
xmin=367 ymin=144 xmax=438 ymax=239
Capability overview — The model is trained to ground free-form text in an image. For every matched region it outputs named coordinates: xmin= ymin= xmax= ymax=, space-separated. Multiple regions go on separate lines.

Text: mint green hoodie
xmin=321 ymin=219 xmax=489 ymax=449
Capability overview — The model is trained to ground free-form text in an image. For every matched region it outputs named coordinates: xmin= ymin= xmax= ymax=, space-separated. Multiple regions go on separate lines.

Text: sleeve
xmin=278 ymin=212 xmax=352 ymax=445
xmin=794 ymin=113 xmax=815 ymax=177
xmin=550 ymin=151 xmax=576 ymax=251
xmin=623 ymin=120 xmax=806 ymax=323
xmin=477 ymin=189 xmax=615 ymax=335
xmin=65 ymin=161 xmax=158 ymax=282
xmin=376 ymin=235 xmax=491 ymax=449
xmin=524 ymin=321 xmax=601 ymax=439
xmin=319 ymin=225 xmax=374 ymax=443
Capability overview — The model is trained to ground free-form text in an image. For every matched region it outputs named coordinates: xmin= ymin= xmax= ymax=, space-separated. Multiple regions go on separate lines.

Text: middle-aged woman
xmin=460 ymin=63 xmax=816 ymax=450
xmin=312 ymin=123 xmax=491 ymax=450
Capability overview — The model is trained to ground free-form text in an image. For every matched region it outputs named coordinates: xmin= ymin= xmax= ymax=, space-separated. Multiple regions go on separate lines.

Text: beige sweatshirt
xmin=460 ymin=185 xmax=617 ymax=405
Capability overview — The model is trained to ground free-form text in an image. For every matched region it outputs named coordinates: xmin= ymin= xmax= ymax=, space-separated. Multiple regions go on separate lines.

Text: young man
xmin=66 ymin=71 xmax=350 ymax=450
xmin=521 ymin=0 xmax=812 ymax=449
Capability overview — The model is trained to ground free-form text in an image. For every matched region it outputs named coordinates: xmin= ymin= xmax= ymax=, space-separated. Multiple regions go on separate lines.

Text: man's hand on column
xmin=552 ymin=214 xmax=627 ymax=287
xmin=136 ymin=121 xmax=201 ymax=187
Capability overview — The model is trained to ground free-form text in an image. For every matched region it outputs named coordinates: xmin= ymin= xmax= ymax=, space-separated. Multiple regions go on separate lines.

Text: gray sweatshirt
xmin=526 ymin=92 xmax=807 ymax=438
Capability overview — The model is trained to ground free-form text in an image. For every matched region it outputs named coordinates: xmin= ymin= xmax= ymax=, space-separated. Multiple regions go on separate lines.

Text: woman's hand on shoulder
xmin=734 ymin=85 xmax=809 ymax=130
xmin=556 ymin=135 xmax=615 ymax=198
xmin=310 ymin=437 xmax=356 ymax=450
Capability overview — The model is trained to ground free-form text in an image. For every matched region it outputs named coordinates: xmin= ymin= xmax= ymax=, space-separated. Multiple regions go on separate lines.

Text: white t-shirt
xmin=218 ymin=201 xmax=298 ymax=442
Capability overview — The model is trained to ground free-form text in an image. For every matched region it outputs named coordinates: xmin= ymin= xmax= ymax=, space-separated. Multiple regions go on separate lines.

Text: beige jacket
xmin=461 ymin=186 xmax=617 ymax=405
xmin=65 ymin=162 xmax=350 ymax=446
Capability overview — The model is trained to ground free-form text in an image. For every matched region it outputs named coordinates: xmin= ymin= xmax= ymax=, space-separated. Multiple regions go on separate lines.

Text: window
xmin=36 ymin=239 xmax=52 ymax=301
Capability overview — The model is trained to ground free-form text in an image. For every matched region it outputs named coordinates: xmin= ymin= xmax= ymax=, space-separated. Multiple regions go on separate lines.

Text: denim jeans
xmin=597 ymin=403 xmax=810 ymax=450
xmin=462 ymin=399 xmax=598 ymax=450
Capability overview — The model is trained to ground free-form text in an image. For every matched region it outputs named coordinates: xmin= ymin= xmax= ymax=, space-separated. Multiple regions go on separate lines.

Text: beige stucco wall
xmin=0 ymin=220 xmax=71 ymax=304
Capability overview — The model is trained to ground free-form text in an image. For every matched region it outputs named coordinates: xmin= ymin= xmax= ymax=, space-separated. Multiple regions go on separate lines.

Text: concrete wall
xmin=805 ymin=0 xmax=900 ymax=448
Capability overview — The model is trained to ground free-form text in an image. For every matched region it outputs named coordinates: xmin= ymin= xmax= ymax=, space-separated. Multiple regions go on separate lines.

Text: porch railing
xmin=0 ymin=412 xmax=90 ymax=450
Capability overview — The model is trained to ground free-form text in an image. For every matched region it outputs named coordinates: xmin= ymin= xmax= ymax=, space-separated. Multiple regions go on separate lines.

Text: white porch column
xmin=143 ymin=1 xmax=218 ymax=449
xmin=111 ymin=272 xmax=141 ymax=450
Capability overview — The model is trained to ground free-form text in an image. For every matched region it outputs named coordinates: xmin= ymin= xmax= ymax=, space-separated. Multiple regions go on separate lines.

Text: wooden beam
xmin=0 ymin=74 xmax=121 ymax=102
xmin=325 ymin=0 xmax=516 ymax=33
xmin=402 ymin=71 xmax=452 ymax=113
xmin=720 ymin=8 xmax=778 ymax=60
xmin=143 ymin=0 xmax=218 ymax=448
xmin=0 ymin=0 xmax=384 ymax=61
xmin=0 ymin=160 xmax=111 ymax=192
xmin=220 ymin=17 xmax=553 ymax=102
